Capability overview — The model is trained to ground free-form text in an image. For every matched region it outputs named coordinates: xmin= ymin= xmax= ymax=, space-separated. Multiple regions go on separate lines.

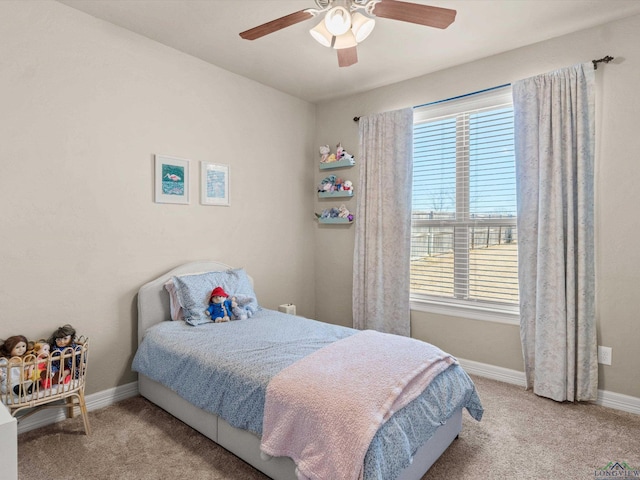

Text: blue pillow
xmin=172 ymin=268 xmax=259 ymax=326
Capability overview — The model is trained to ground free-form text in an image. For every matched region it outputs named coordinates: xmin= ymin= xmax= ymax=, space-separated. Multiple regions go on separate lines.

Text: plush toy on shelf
xmin=336 ymin=143 xmax=355 ymax=164
xmin=319 ymin=175 xmax=353 ymax=193
xmin=319 ymin=175 xmax=337 ymax=192
xmin=319 ymin=145 xmax=331 ymax=163
xmin=0 ymin=335 xmax=35 ymax=396
xmin=321 ymin=143 xmax=338 ymax=163
xmin=338 ymin=204 xmax=350 ymax=218
xmin=206 ymin=286 xmax=236 ymax=323
xmin=338 ymin=204 xmax=354 ymax=222
xmin=316 ymin=206 xmax=354 ymax=222
xmin=341 ymin=150 xmax=355 ymax=163
xmin=317 ymin=207 xmax=339 ymax=219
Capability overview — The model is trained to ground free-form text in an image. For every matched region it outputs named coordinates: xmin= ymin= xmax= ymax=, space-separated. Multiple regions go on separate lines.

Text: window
xmin=411 ymin=87 xmax=519 ymax=323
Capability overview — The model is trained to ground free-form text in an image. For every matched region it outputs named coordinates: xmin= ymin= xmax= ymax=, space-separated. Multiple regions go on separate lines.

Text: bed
xmin=132 ymin=260 xmax=483 ymax=480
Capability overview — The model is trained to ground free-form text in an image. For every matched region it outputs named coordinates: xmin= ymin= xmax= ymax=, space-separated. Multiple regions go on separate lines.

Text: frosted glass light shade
xmin=351 ymin=12 xmax=375 ymax=42
xmin=310 ymin=20 xmax=333 ymax=47
xmin=324 ymin=6 xmax=351 ymax=36
xmin=333 ymin=30 xmax=357 ymax=50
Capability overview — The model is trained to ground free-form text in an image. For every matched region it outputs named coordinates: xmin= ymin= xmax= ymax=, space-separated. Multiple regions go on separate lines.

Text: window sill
xmin=410 ymin=297 xmax=520 ymax=326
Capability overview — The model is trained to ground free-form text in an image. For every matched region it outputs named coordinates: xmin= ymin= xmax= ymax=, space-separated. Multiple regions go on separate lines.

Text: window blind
xmin=411 ymin=93 xmax=518 ymax=307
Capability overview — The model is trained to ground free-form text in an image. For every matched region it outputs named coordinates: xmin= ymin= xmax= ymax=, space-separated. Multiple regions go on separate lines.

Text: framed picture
xmin=201 ymin=162 xmax=230 ymax=206
xmin=154 ymin=154 xmax=190 ymax=204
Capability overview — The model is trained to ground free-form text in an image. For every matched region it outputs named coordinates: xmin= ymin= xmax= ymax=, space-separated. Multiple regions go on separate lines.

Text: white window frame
xmin=411 ymin=86 xmax=519 ymax=325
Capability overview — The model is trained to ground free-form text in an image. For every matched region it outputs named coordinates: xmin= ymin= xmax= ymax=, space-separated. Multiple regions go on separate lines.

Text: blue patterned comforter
xmin=132 ymin=309 xmax=483 ymax=480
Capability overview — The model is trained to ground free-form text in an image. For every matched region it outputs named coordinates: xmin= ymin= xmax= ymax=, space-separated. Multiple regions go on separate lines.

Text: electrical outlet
xmin=598 ymin=346 xmax=612 ymax=365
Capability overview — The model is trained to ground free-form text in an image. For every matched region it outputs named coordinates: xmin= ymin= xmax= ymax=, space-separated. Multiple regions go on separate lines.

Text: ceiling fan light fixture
xmin=310 ymin=20 xmax=333 ymax=47
xmin=324 ymin=6 xmax=352 ymax=36
xmin=332 ymin=29 xmax=357 ymax=50
xmin=239 ymin=1 xmax=458 ymax=69
xmin=351 ymin=12 xmax=375 ymax=43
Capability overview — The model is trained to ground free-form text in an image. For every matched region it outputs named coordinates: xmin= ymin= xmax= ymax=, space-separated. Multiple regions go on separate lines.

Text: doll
xmin=206 ymin=286 xmax=236 ymax=323
xmin=47 ymin=324 xmax=81 ymax=383
xmin=31 ymin=341 xmax=52 ymax=388
xmin=0 ymin=335 xmax=35 ymax=396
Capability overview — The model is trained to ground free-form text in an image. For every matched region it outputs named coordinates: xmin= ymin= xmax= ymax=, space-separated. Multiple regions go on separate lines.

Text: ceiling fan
xmin=239 ymin=0 xmax=456 ymax=67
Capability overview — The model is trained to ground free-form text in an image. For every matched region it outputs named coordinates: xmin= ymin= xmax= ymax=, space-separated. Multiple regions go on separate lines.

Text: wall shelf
xmin=317 ymin=217 xmax=353 ymax=224
xmin=319 ymin=158 xmax=355 ymax=170
xmin=318 ymin=190 xmax=354 ymax=198
xmin=316 ymin=146 xmax=355 ymax=225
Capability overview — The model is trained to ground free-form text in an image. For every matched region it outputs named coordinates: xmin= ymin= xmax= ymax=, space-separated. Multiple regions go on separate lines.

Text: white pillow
xmin=164 ymin=280 xmax=184 ymax=321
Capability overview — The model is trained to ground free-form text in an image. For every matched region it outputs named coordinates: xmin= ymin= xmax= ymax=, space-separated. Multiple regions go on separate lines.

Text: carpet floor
xmin=17 ymin=375 xmax=640 ymax=480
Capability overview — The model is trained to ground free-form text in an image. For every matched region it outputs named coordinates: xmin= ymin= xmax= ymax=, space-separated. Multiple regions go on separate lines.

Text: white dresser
xmin=0 ymin=402 xmax=17 ymax=480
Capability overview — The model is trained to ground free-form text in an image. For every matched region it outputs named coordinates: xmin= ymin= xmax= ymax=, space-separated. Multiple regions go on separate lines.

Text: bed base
xmin=139 ymin=375 xmax=461 ymax=480
xmin=137 ymin=261 xmax=463 ymax=480
xmin=139 ymin=375 xmax=297 ymax=480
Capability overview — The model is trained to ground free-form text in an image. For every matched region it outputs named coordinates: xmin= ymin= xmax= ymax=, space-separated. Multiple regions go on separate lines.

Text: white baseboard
xmin=596 ymin=390 xmax=640 ymax=416
xmin=16 ymin=381 xmax=139 ymax=434
xmin=458 ymin=358 xmax=527 ymax=387
xmin=458 ymin=358 xmax=640 ymax=416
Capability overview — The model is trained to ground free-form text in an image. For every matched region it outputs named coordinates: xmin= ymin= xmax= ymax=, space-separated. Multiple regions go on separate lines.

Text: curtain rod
xmin=592 ymin=55 xmax=614 ymax=69
xmin=353 ymin=55 xmax=614 ymax=122
xmin=352 ymin=83 xmax=509 ymax=122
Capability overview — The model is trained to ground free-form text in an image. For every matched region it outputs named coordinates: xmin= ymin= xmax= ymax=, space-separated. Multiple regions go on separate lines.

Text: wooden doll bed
xmin=135 ymin=260 xmax=476 ymax=480
xmin=0 ymin=338 xmax=90 ymax=435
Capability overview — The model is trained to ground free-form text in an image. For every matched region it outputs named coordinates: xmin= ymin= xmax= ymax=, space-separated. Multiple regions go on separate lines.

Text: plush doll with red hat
xmin=206 ymin=286 xmax=236 ymax=323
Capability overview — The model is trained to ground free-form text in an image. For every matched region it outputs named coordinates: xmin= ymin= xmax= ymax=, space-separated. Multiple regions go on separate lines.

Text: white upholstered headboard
xmin=137 ymin=260 xmax=253 ymax=344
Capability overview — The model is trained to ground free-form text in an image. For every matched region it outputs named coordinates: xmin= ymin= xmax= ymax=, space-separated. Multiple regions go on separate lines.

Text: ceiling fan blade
xmin=373 ymin=0 xmax=456 ymax=29
xmin=337 ymin=46 xmax=358 ymax=67
xmin=239 ymin=10 xmax=314 ymax=40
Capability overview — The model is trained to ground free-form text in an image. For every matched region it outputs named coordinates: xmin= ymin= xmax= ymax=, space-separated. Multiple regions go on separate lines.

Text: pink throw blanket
xmin=260 ymin=330 xmax=457 ymax=480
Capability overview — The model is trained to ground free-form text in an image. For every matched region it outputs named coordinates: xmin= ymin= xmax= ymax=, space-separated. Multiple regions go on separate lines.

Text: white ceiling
xmin=57 ymin=0 xmax=640 ymax=103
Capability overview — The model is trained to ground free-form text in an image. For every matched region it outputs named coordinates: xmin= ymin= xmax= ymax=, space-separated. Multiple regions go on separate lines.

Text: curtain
xmin=352 ymin=108 xmax=413 ymax=335
xmin=513 ymin=63 xmax=597 ymax=402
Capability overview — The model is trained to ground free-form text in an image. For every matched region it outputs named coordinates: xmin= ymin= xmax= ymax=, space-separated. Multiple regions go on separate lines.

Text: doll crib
xmin=0 ymin=337 xmax=90 ymax=435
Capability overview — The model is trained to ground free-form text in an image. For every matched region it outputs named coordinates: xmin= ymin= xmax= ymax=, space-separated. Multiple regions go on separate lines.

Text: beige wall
xmin=315 ymin=14 xmax=640 ymax=398
xmin=0 ymin=1 xmax=317 ymax=394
